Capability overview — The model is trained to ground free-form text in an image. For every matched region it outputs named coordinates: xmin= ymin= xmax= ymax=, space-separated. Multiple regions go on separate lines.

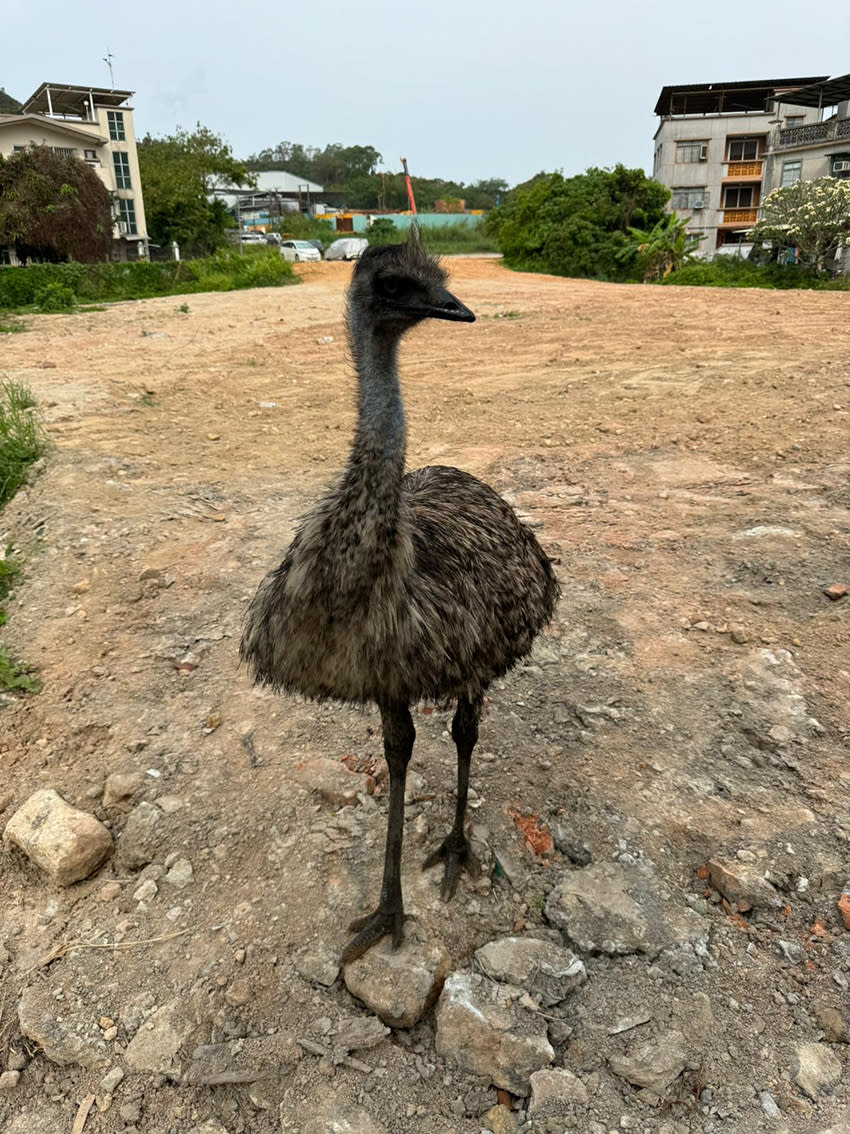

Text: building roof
xmin=777 ymin=72 xmax=850 ymax=108
xmin=654 ymin=76 xmax=828 ymax=117
xmin=21 ymin=82 xmax=134 ymax=116
xmin=0 ymin=113 xmax=107 ymax=144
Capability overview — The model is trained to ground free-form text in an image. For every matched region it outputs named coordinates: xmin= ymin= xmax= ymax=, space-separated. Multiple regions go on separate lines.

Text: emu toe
xmin=341 ymin=906 xmax=406 ymax=963
xmin=423 ymin=834 xmax=481 ymax=901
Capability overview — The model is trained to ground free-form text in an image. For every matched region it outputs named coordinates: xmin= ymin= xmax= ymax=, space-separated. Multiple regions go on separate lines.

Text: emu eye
xmin=376 ymin=274 xmax=409 ymax=299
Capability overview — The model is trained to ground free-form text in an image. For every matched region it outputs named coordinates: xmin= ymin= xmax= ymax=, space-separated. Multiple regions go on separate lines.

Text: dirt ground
xmin=1 ymin=258 xmax=850 ymax=1134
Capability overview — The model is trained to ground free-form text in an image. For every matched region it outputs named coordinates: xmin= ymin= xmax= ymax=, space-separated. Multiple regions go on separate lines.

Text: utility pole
xmin=401 ymin=157 xmax=417 ymax=215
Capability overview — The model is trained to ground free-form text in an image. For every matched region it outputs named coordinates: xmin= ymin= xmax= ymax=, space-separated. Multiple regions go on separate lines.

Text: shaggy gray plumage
xmin=240 ymin=232 xmax=559 ymax=959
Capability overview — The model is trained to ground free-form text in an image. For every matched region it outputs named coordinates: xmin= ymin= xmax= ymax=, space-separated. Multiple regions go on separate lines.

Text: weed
xmin=0 ymin=379 xmax=48 ymax=507
xmin=177 ymin=302 xmax=190 ymax=314
xmin=491 ymin=310 xmax=522 ymax=319
xmin=0 ymin=647 xmax=40 ymax=694
xmin=0 ymin=314 xmax=27 ymax=334
xmin=35 ymin=282 xmax=76 ymax=312
xmin=137 ymin=392 xmax=156 ymax=407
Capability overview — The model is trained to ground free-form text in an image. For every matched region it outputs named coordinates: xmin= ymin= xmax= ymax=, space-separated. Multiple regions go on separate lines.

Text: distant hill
xmin=0 ymin=88 xmax=21 ymax=113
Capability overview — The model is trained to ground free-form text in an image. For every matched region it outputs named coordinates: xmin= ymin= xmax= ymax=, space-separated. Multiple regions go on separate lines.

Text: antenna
xmin=103 ymin=50 xmax=115 ymax=89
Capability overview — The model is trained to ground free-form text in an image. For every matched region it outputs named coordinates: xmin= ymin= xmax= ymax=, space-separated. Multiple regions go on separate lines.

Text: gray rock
xmin=102 ymin=771 xmax=145 ymax=808
xmin=301 ymin=1105 xmax=389 ymax=1134
xmin=4 ymin=789 xmax=113 ymax=885
xmin=793 ymin=1042 xmax=842 ymax=1098
xmin=435 ymin=971 xmax=554 ymax=1096
xmin=118 ymin=801 xmax=163 ymax=869
xmin=528 ymin=1067 xmax=589 ymax=1113
xmin=123 ymin=997 xmax=195 ymax=1073
xmin=296 ymin=941 xmax=341 ymax=987
xmin=100 ymin=1065 xmax=125 ymax=1094
xmin=0 ymin=1069 xmax=21 ymax=1090
xmin=163 ymin=857 xmax=194 ymax=888
xmin=344 ymin=924 xmax=450 ymax=1028
xmin=545 ymin=861 xmax=706 ymax=958
xmin=475 ymin=936 xmax=586 ymax=1007
xmin=729 ymin=647 xmax=823 ymax=750
xmin=7 ymin=1050 xmax=27 ymax=1072
xmin=18 ymin=983 xmax=109 ymax=1069
xmin=759 ymin=1091 xmax=781 ymax=1118
xmin=608 ymin=1029 xmax=689 ymax=1097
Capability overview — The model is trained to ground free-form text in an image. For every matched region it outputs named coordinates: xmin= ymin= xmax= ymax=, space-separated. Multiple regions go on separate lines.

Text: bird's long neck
xmin=345 ymin=315 xmax=407 ymax=496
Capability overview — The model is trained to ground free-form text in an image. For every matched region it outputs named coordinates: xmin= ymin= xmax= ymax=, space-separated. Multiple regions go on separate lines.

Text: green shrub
xmin=35 ymin=282 xmax=76 ymax=311
xmin=0 ymin=379 xmax=48 ymax=506
xmin=662 ymin=256 xmax=833 ymax=290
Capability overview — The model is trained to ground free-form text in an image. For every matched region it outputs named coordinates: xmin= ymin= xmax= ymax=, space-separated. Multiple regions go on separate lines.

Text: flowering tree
xmin=749 ymin=177 xmax=850 ymax=271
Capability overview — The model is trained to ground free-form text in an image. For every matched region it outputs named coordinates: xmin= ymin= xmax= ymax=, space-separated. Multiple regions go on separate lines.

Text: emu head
xmin=348 ymin=228 xmax=475 ymax=334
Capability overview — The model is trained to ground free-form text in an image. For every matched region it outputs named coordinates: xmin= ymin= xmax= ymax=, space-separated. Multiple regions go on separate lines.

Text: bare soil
xmin=1 ymin=259 xmax=850 ymax=1133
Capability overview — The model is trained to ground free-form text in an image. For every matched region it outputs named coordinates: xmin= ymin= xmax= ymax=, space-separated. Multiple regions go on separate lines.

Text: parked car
xmin=265 ymin=232 xmax=282 ymax=245
xmin=324 ymin=238 xmax=369 ymax=261
xmin=280 ymin=240 xmax=322 ymax=263
xmin=240 ymin=232 xmax=267 ymax=245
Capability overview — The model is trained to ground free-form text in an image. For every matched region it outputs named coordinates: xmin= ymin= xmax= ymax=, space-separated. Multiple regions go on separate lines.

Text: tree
xmin=138 ymin=124 xmax=255 ymax=252
xmin=486 ymin=166 xmax=670 ymax=280
xmin=617 ymin=214 xmax=704 ymax=281
xmin=749 ymin=177 xmax=850 ymax=271
xmin=0 ymin=146 xmax=113 ymax=262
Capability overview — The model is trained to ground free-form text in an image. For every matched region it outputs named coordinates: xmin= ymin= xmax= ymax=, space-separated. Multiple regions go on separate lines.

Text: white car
xmin=280 ymin=240 xmax=322 ymax=263
xmin=324 ymin=238 xmax=369 ymax=261
xmin=240 ymin=232 xmax=267 ymax=245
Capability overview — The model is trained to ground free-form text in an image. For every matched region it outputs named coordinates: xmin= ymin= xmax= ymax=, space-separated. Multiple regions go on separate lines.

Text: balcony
xmin=778 ymin=117 xmax=850 ymax=148
xmin=720 ymin=208 xmax=758 ymax=225
xmin=724 ymin=160 xmax=763 ymax=179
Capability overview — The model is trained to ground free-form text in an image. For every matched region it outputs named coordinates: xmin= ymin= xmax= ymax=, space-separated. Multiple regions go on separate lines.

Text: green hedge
xmin=0 ymin=249 xmax=295 ymax=310
xmin=662 ymin=256 xmax=850 ymax=290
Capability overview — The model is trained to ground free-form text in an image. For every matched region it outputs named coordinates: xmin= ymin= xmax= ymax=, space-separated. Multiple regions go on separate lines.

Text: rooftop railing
xmin=778 ymin=117 xmax=850 ymax=148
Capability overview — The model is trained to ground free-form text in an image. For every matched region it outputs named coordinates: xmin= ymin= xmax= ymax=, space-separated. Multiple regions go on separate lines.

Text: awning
xmin=777 ymin=73 xmax=850 ymax=108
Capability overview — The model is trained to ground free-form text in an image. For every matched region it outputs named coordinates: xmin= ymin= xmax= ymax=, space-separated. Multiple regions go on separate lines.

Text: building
xmin=0 ymin=81 xmax=148 ymax=262
xmin=653 ymin=73 xmax=850 ymax=259
xmin=217 ymin=170 xmax=325 ymax=232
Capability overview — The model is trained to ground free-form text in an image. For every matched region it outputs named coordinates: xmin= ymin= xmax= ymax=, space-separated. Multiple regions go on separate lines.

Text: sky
xmin=4 ymin=0 xmax=849 ymax=188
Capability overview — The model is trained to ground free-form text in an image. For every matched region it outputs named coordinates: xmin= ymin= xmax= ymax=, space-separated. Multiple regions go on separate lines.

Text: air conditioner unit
xmin=833 ymin=160 xmax=850 ymax=172
xmin=692 ymin=200 xmax=705 ymax=209
xmin=699 ymin=145 xmax=708 ymax=161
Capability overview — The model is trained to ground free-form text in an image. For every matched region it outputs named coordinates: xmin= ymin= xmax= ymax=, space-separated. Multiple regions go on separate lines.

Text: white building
xmin=217 ymin=170 xmax=325 ymax=231
xmin=0 ymin=81 xmax=148 ymax=262
xmin=653 ymin=73 xmax=850 ymax=259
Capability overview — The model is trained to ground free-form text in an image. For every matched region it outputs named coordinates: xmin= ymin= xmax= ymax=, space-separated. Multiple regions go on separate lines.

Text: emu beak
xmin=424 ymin=287 xmax=476 ymax=323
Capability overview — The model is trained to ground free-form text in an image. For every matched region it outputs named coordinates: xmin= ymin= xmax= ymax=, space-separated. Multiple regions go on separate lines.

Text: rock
xmin=545 ymin=861 xmax=706 ymax=958
xmin=728 ymin=647 xmax=822 ymax=750
xmin=0 ymin=1069 xmax=21 ymax=1089
xmin=99 ymin=881 xmax=122 ymax=901
xmin=793 ymin=1042 xmax=842 ymax=1098
xmin=344 ymin=924 xmax=450 ymax=1027
xmin=6 ymin=1106 xmax=67 ymax=1134
xmin=118 ymin=801 xmax=163 ymax=869
xmin=759 ymin=1091 xmax=781 ymax=1118
xmin=435 ymin=971 xmax=554 ymax=1096
xmin=102 ymin=771 xmax=145 ymax=808
xmin=188 ymin=1123 xmax=230 ymax=1134
xmin=608 ymin=1029 xmax=689 ymax=1097
xmin=18 ymin=983 xmax=109 ymax=1069
xmin=291 ymin=757 xmax=374 ymax=807
xmin=482 ymin=1104 xmax=517 ymax=1134
xmin=3 ymin=789 xmax=113 ymax=885
xmin=123 ymin=997 xmax=195 ymax=1073
xmin=816 ymin=1006 xmax=849 ymax=1044
xmin=333 ymin=1016 xmax=389 ymax=1056
xmin=224 ymin=979 xmax=251 ymax=1007
xmin=296 ymin=941 xmax=340 ymax=987
xmin=163 ymin=857 xmax=194 ymax=888
xmin=707 ymin=859 xmax=780 ymax=912
xmin=824 ymin=584 xmax=848 ymax=601
xmin=838 ymin=886 xmax=850 ymax=931
xmin=133 ymin=878 xmax=158 ymax=903
xmin=475 ymin=936 xmax=586 ymax=1007
xmin=101 ymin=1065 xmax=125 ymax=1094
xmin=7 ymin=1050 xmax=27 ymax=1072
xmin=119 ymin=1101 xmax=142 ymax=1124
xmin=528 ymin=1067 xmax=589 ymax=1113
xmin=302 ymin=1105 xmax=388 ymax=1134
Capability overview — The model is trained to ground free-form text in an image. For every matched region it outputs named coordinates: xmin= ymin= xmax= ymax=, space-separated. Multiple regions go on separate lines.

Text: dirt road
xmin=1 ymin=260 xmax=849 ymax=1132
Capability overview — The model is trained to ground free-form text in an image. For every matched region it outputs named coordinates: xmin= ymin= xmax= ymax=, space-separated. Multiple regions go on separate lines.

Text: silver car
xmin=324 ymin=238 xmax=369 ymax=261
xmin=280 ymin=240 xmax=322 ymax=263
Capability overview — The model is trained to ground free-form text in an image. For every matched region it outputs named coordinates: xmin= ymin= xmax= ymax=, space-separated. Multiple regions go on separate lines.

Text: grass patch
xmin=663 ymin=257 xmax=850 ymax=290
xmin=0 ymin=313 xmax=27 ymax=333
xmin=0 ymin=248 xmax=296 ymax=310
xmin=0 ymin=378 xmax=47 ymax=506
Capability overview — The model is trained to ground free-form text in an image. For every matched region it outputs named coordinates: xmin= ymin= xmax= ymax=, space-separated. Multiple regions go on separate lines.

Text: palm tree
xmin=618 ymin=214 xmax=704 ymax=282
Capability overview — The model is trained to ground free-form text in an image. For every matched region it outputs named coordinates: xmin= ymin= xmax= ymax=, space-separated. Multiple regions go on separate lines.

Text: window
xmin=116 ymin=198 xmax=136 ymax=234
xmin=84 ymin=148 xmax=98 ymax=161
xmin=780 ymin=161 xmax=802 ymax=187
xmin=727 ymin=138 xmax=761 ymax=161
xmin=676 ymin=140 xmax=708 ymax=163
xmin=107 ymin=110 xmax=125 ymax=141
xmin=717 ymin=229 xmax=750 ymax=247
xmin=830 ymin=156 xmax=850 ymax=177
xmin=52 ymin=147 xmax=76 ymax=157
xmin=12 ymin=145 xmax=25 ymax=152
xmin=113 ymin=152 xmax=131 ymax=189
xmin=671 ymin=187 xmax=709 ymax=209
xmin=785 ymin=116 xmax=805 ymax=129
xmin=723 ymin=185 xmax=755 ymax=208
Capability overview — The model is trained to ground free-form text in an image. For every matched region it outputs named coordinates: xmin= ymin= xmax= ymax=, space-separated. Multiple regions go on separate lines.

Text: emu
xmin=240 ymin=232 xmax=559 ymax=962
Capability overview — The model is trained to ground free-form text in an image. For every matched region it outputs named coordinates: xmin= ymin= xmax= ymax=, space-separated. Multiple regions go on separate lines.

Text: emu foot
xmin=341 ymin=906 xmax=406 ymax=964
xmin=423 ymin=834 xmax=481 ymax=901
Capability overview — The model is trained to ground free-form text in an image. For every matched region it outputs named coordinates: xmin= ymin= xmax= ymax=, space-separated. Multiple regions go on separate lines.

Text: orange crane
xmin=401 ymin=156 xmax=418 ymax=215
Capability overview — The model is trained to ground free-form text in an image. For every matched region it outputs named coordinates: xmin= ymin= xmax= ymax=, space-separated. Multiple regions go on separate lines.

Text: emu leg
xmin=423 ymin=694 xmax=482 ymax=900
xmin=341 ymin=702 xmax=415 ymax=963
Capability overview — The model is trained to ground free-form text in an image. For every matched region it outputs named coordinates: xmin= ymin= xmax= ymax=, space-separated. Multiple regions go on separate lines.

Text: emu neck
xmin=348 ymin=316 xmax=407 ymax=484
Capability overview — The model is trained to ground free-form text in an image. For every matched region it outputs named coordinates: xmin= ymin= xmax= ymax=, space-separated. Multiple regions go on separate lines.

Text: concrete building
xmin=217 ymin=170 xmax=325 ymax=232
xmin=0 ymin=81 xmax=148 ymax=262
xmin=653 ymin=73 xmax=850 ymax=259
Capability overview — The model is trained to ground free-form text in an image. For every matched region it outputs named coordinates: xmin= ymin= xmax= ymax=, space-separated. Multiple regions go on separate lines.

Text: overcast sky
xmin=4 ymin=1 xmax=849 ymax=186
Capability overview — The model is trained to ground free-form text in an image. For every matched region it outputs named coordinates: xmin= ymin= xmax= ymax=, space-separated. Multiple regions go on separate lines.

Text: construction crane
xmin=401 ymin=157 xmax=417 ymax=215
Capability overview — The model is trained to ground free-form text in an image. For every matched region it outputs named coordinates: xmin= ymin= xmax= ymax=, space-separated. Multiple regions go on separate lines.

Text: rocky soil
xmin=1 ymin=259 xmax=849 ymax=1134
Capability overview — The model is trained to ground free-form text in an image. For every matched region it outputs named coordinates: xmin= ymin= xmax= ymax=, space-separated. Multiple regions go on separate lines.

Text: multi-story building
xmin=0 ymin=81 xmax=148 ymax=262
xmin=653 ymin=73 xmax=850 ymax=259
